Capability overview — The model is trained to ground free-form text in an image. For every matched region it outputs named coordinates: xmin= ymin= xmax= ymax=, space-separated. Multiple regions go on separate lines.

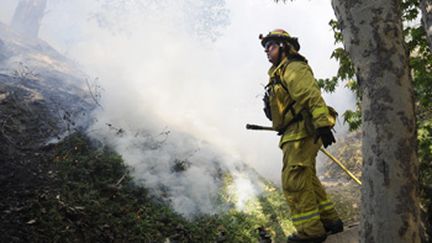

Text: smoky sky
xmin=0 ymin=0 xmax=355 ymax=215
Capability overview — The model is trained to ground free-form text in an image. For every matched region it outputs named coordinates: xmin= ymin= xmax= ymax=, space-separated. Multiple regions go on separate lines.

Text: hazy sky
xmin=0 ymin=0 xmax=355 ymax=185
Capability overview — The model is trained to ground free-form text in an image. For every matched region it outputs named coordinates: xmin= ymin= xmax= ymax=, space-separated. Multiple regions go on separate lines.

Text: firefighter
xmin=259 ymin=29 xmax=343 ymax=243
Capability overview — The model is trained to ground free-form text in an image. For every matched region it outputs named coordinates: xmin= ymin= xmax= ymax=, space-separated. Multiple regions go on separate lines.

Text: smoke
xmin=0 ymin=0 xmax=356 ymax=216
xmin=46 ymin=0 xmax=267 ymax=216
xmin=89 ymin=121 xmax=226 ymax=216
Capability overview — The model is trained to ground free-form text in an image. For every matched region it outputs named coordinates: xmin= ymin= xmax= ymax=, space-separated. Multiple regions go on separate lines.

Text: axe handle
xmin=245 ymin=124 xmax=275 ymax=131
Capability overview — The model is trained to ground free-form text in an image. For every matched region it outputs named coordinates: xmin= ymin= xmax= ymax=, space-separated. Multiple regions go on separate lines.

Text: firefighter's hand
xmin=314 ymin=126 xmax=336 ymax=148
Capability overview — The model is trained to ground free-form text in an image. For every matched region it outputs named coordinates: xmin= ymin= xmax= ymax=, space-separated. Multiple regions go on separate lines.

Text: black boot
xmin=287 ymin=234 xmax=327 ymax=243
xmin=323 ymin=219 xmax=344 ymax=235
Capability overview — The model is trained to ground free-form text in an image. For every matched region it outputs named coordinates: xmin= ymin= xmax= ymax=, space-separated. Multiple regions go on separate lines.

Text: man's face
xmin=264 ymin=41 xmax=280 ymax=64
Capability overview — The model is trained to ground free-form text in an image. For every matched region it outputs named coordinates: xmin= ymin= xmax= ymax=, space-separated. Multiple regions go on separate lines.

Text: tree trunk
xmin=10 ymin=0 xmax=47 ymax=38
xmin=420 ymin=0 xmax=432 ymax=50
xmin=331 ymin=0 xmax=420 ymax=242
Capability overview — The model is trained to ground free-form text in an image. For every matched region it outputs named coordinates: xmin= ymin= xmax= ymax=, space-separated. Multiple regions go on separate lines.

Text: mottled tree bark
xmin=10 ymin=0 xmax=47 ymax=38
xmin=420 ymin=0 xmax=432 ymax=50
xmin=331 ymin=0 xmax=420 ymax=242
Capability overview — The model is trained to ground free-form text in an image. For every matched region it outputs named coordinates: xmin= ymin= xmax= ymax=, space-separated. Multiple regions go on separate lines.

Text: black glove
xmin=263 ymin=92 xmax=272 ymax=121
xmin=314 ymin=126 xmax=336 ymax=148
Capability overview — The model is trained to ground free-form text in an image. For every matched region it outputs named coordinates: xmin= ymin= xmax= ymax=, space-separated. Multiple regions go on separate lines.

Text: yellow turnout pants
xmin=281 ymin=136 xmax=339 ymax=238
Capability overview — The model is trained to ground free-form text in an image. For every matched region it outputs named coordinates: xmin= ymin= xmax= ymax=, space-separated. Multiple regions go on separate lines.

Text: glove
xmin=314 ymin=126 xmax=336 ymax=148
xmin=263 ymin=92 xmax=272 ymax=121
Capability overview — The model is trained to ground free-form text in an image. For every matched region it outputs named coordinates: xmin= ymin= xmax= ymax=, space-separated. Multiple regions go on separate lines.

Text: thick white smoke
xmin=48 ymin=0 xmax=268 ymax=216
xmin=88 ymin=120 xmax=245 ymax=216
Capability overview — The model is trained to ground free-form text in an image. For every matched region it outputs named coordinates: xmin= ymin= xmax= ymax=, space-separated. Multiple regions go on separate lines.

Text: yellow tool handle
xmin=319 ymin=148 xmax=362 ymax=186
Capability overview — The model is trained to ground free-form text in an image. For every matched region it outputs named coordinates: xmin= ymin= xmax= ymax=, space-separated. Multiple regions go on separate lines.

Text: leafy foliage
xmin=342 ymin=108 xmax=362 ymax=131
xmin=418 ymin=119 xmax=432 ymax=188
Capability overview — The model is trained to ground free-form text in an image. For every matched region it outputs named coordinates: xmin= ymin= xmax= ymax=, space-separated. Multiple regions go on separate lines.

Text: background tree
xmin=420 ymin=0 xmax=432 ymax=49
xmin=331 ymin=1 xmax=420 ymax=242
xmin=10 ymin=0 xmax=48 ymax=38
xmin=324 ymin=0 xmax=431 ymax=240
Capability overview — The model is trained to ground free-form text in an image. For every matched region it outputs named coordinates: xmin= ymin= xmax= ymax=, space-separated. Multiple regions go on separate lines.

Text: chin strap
xmin=276 ymin=43 xmax=284 ymax=65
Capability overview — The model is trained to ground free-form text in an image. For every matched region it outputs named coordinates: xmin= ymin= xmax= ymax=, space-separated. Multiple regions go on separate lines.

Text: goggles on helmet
xmin=264 ymin=40 xmax=279 ymax=50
